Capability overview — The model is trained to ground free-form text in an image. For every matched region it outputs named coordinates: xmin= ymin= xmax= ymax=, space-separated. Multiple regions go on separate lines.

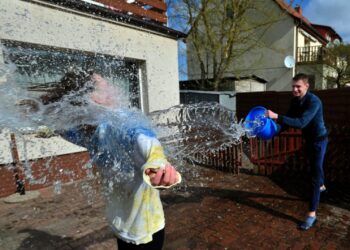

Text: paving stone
xmin=3 ymin=191 xmax=40 ymax=203
xmin=0 ymin=165 xmax=350 ymax=249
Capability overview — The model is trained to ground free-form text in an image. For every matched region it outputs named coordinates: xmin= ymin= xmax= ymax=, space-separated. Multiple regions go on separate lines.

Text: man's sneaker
xmin=299 ymin=216 xmax=317 ymax=231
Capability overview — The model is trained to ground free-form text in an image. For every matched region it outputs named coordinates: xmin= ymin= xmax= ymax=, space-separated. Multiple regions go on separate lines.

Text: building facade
xmin=0 ymin=0 xmax=184 ymax=113
xmin=0 ymin=0 xmax=185 ymax=196
xmin=186 ymin=0 xmax=342 ymax=92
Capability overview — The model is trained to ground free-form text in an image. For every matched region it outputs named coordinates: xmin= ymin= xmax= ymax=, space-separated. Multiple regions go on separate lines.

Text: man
xmin=266 ymin=73 xmax=328 ymax=230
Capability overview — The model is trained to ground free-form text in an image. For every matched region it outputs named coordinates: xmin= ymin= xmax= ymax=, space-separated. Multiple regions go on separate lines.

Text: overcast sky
xmin=302 ymin=0 xmax=350 ymax=42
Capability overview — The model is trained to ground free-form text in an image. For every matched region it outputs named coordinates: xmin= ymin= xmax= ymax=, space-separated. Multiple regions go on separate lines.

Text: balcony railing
xmin=297 ymin=46 xmax=325 ymax=63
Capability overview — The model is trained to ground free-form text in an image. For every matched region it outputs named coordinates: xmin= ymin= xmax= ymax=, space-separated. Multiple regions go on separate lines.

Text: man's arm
xmin=277 ymin=98 xmax=320 ymax=129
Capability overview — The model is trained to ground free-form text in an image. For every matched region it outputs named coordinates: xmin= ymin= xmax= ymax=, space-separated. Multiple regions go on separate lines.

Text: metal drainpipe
xmin=10 ymin=133 xmax=25 ymax=195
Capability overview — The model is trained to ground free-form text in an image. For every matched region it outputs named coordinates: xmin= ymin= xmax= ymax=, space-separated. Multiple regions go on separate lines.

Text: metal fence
xmin=192 ymin=143 xmax=242 ymax=174
xmin=249 ymin=128 xmax=302 ymax=175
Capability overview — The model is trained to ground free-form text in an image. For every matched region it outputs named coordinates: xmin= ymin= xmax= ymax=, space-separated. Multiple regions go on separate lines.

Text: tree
xmin=167 ymin=0 xmax=303 ymax=90
xmin=323 ymin=43 xmax=350 ymax=88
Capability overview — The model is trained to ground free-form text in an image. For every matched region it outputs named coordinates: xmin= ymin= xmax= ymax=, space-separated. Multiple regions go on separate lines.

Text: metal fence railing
xmin=192 ymin=143 xmax=242 ymax=174
xmin=249 ymin=129 xmax=302 ymax=175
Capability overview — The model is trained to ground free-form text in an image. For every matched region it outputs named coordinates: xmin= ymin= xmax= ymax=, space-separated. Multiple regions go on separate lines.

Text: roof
xmin=37 ymin=0 xmax=187 ymax=39
xmin=274 ymin=0 xmax=312 ymax=25
xmin=180 ymin=75 xmax=267 ymax=90
xmin=311 ymin=24 xmax=343 ymax=42
xmin=274 ymin=0 xmax=341 ymax=45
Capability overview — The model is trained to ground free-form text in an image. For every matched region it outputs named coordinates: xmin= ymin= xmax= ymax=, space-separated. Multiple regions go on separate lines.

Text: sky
xmin=298 ymin=0 xmax=350 ymax=42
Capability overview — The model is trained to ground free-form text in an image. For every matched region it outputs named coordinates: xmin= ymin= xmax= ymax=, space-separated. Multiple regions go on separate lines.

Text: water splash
xmin=243 ymin=114 xmax=267 ymax=138
xmin=150 ymin=102 xmax=246 ymax=163
xmin=0 ymin=54 xmax=262 ymax=201
xmin=53 ymin=180 xmax=62 ymax=194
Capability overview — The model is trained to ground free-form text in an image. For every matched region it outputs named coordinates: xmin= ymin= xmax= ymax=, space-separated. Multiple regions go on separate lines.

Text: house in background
xmin=180 ymin=75 xmax=267 ymax=112
xmin=0 ymin=0 xmax=185 ymax=197
xmin=186 ymin=0 xmax=342 ymax=92
xmin=292 ymin=8 xmax=342 ymax=89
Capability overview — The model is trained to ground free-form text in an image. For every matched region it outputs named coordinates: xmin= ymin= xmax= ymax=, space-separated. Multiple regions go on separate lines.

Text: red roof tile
xmin=273 ymin=0 xmax=340 ymax=44
xmin=274 ymin=0 xmax=311 ymax=25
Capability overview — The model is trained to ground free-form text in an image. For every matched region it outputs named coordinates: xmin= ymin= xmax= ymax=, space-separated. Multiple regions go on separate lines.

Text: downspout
xmin=293 ymin=23 xmax=298 ymax=77
xmin=10 ymin=134 xmax=25 ymax=195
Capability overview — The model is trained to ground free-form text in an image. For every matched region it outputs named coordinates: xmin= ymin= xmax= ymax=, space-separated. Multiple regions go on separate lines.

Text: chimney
xmin=295 ymin=5 xmax=302 ymax=15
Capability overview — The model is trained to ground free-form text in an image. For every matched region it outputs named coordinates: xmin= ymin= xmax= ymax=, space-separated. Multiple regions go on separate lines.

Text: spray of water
xmin=243 ymin=114 xmax=267 ymax=138
xmin=0 ymin=56 xmax=263 ymax=200
xmin=150 ymin=102 xmax=246 ymax=163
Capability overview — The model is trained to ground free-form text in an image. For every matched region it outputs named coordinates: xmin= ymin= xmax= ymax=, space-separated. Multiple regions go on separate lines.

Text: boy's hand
xmin=145 ymin=164 xmax=179 ymax=186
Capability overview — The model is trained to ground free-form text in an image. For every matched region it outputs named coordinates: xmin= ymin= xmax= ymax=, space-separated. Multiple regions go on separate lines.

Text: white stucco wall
xmin=15 ymin=134 xmax=87 ymax=161
xmin=0 ymin=0 xmax=180 ymax=162
xmin=0 ymin=130 xmax=13 ymax=165
xmin=0 ymin=131 xmax=88 ymax=165
xmin=297 ymin=28 xmax=323 ymax=47
xmin=235 ymin=80 xmax=266 ymax=92
xmin=0 ymin=0 xmax=180 ymax=112
xmin=219 ymin=93 xmax=235 ymax=111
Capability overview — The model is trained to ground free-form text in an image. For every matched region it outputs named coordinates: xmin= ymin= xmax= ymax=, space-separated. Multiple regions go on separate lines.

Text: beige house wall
xmin=0 ymin=0 xmax=180 ymax=113
xmin=186 ymin=1 xmax=296 ymax=91
xmin=296 ymin=29 xmax=333 ymax=90
xmin=296 ymin=64 xmax=339 ymax=89
xmin=296 ymin=64 xmax=326 ymax=89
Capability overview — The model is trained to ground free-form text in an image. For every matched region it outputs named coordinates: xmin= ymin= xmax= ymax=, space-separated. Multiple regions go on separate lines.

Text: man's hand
xmin=266 ymin=110 xmax=278 ymax=120
xmin=145 ymin=164 xmax=179 ymax=186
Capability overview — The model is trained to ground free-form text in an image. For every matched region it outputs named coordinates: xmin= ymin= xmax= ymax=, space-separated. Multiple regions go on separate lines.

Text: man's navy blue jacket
xmin=277 ymin=91 xmax=327 ymax=141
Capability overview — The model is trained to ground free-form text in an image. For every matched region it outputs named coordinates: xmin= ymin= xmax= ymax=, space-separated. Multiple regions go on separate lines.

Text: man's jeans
xmin=306 ymin=137 xmax=328 ymax=212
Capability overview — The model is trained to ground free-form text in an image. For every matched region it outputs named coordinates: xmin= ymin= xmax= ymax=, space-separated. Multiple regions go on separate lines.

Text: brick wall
xmin=0 ymin=165 xmax=17 ymax=197
xmin=0 ymin=151 xmax=90 ymax=198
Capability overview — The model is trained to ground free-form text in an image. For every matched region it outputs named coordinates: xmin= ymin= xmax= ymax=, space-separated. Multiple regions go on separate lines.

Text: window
xmin=304 ymin=36 xmax=311 ymax=46
xmin=1 ymin=40 xmax=141 ymax=108
xmin=308 ymin=75 xmax=315 ymax=90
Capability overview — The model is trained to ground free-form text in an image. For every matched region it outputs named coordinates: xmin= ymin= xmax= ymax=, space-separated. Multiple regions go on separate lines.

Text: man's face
xmin=292 ymin=79 xmax=309 ymax=98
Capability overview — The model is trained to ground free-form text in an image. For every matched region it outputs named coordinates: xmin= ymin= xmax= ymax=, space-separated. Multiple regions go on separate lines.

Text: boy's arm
xmin=136 ymin=133 xmax=181 ymax=188
xmin=58 ymin=125 xmax=95 ymax=148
